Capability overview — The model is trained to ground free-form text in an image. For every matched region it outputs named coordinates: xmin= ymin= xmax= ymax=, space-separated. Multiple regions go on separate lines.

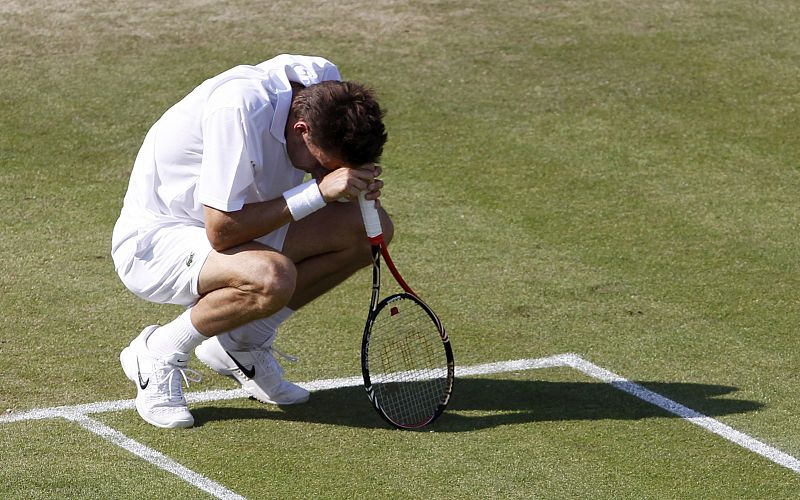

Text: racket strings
xmin=370 ymin=297 xmax=448 ymax=427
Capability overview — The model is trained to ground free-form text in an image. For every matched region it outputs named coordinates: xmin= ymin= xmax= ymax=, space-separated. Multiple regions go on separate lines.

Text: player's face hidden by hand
xmin=285 ymin=117 xmax=348 ymax=180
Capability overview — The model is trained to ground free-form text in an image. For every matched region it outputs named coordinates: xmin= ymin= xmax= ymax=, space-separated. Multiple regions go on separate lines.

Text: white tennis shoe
xmin=120 ymin=325 xmax=202 ymax=429
xmin=195 ymin=336 xmax=310 ymax=405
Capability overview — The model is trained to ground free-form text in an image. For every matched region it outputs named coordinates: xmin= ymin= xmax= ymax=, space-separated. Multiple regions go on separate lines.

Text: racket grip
xmin=358 ymin=191 xmax=383 ymax=240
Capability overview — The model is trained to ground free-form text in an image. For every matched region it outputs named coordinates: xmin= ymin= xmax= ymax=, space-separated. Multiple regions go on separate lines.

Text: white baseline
xmin=1 ymin=353 xmax=797 ymax=500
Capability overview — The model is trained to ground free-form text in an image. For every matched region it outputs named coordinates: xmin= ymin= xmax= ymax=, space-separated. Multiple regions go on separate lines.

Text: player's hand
xmin=362 ymin=164 xmax=383 ymax=203
xmin=318 ymin=164 xmax=383 ymax=203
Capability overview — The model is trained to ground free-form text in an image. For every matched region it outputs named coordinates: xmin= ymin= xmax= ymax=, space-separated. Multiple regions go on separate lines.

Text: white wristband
xmin=283 ymin=180 xmax=326 ymax=221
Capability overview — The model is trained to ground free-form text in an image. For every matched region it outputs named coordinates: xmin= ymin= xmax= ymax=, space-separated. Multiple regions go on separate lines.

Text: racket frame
xmin=360 ymin=231 xmax=455 ymax=430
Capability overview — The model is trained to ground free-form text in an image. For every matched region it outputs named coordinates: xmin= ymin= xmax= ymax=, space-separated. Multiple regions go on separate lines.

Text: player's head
xmin=290 ymin=80 xmax=387 ymax=166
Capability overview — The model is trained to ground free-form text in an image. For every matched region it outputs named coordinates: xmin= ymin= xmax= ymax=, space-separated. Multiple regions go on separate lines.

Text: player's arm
xmin=204 ymin=198 xmax=292 ymax=252
xmin=204 ymin=165 xmax=382 ymax=251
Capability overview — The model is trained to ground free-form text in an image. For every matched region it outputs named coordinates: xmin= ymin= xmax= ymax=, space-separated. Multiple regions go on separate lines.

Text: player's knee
xmin=249 ymin=254 xmax=297 ymax=315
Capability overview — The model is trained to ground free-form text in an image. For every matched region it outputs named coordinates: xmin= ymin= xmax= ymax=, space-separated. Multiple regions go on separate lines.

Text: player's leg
xmin=195 ymin=201 xmax=393 ymax=407
xmin=135 ymin=200 xmax=393 ymax=338
xmin=117 ymin=225 xmax=298 ymax=427
xmin=114 ymin=224 xmax=214 ymax=428
xmin=191 ymin=242 xmax=297 ymax=334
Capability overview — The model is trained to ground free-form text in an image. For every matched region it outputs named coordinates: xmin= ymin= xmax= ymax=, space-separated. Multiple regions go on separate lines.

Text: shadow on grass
xmin=190 ymin=377 xmax=763 ymax=432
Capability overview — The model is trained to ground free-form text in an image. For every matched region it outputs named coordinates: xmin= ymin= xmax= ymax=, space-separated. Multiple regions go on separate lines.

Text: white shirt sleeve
xmin=198 ymin=106 xmax=255 ymax=212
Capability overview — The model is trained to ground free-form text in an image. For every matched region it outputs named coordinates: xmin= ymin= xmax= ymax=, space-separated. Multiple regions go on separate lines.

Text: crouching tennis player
xmin=111 ymin=54 xmax=391 ymax=428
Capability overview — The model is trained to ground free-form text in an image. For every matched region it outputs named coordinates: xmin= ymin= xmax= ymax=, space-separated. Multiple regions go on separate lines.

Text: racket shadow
xmin=189 ymin=378 xmax=762 ymax=431
xmin=429 ymin=378 xmax=764 ymax=433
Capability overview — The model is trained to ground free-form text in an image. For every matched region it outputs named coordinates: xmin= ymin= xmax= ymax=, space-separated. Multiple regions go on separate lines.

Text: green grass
xmin=2 ymin=0 xmax=800 ymax=497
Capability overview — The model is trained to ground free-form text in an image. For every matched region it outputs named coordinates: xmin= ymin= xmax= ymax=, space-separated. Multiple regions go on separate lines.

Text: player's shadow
xmin=190 ymin=377 xmax=763 ymax=431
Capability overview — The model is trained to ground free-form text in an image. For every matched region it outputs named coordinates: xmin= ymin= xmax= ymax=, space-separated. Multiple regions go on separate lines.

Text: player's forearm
xmin=203 ymin=200 xmax=293 ymax=252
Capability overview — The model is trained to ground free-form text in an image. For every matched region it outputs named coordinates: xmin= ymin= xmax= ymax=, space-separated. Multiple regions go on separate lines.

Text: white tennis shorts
xmin=112 ymin=217 xmax=289 ymax=306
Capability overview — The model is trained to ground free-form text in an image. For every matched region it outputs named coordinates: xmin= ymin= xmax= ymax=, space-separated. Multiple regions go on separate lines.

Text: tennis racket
xmin=357 ymin=192 xmax=455 ymax=429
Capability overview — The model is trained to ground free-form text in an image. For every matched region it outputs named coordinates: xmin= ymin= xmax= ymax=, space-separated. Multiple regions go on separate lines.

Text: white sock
xmin=147 ymin=308 xmax=209 ymax=357
xmin=224 ymin=307 xmax=294 ymax=349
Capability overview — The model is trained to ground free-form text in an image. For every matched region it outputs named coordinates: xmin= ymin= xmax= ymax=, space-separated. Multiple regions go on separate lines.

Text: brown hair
xmin=292 ymin=80 xmax=387 ymax=165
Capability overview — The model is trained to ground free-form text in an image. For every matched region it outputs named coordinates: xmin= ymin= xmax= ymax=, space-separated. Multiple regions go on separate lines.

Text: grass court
xmin=1 ymin=1 xmax=799 ymax=497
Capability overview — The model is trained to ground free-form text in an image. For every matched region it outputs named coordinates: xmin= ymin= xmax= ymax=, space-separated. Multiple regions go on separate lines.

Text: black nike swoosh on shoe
xmin=136 ymin=358 xmax=149 ymax=389
xmin=226 ymin=351 xmax=256 ymax=379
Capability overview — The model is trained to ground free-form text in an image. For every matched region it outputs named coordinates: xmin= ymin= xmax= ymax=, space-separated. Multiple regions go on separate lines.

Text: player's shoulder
xmin=204 ymin=66 xmax=272 ymax=112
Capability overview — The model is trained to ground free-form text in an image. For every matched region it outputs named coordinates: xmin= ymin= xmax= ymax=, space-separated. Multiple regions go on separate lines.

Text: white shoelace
xmin=242 ymin=344 xmax=298 ymax=380
xmin=162 ymin=365 xmax=203 ymax=402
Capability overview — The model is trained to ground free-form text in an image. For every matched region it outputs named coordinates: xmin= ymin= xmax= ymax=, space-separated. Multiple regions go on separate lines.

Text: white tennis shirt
xmin=112 ymin=55 xmax=341 ymax=252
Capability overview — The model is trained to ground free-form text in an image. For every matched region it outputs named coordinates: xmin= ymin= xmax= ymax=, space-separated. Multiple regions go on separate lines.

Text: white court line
xmin=560 ymin=353 xmax=800 ymax=474
xmin=1 ymin=353 xmax=797 ymax=500
xmin=0 ymin=356 xmax=568 ymax=423
xmin=62 ymin=412 xmax=245 ymax=500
